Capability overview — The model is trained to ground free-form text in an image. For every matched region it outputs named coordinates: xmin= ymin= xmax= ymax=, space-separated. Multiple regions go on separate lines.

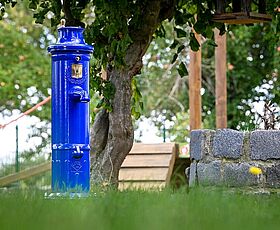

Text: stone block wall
xmin=187 ymin=129 xmax=280 ymax=188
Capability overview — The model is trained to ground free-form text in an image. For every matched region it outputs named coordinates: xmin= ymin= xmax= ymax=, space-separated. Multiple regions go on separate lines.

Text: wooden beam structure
xmin=189 ymin=33 xmax=202 ymax=130
xmin=215 ymin=29 xmax=227 ymax=129
xmin=212 ymin=12 xmax=272 ymax=24
xmin=118 ymin=143 xmax=178 ymax=190
xmin=0 ymin=162 xmax=51 ymax=187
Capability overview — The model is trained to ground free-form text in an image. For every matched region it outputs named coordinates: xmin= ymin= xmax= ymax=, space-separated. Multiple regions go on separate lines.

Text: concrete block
xmin=223 ymin=163 xmax=258 ymax=187
xmin=190 ymin=129 xmax=214 ymax=161
xmin=250 ymin=130 xmax=280 ymax=160
xmin=266 ymin=164 xmax=280 ymax=188
xmin=188 ymin=162 xmax=197 ymax=187
xmin=197 ymin=161 xmax=221 ymax=186
xmin=213 ymin=129 xmax=244 ymax=159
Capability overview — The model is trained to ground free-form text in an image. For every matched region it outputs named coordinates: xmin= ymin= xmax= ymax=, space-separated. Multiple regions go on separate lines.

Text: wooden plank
xmin=218 ymin=18 xmax=270 ymax=24
xmin=130 ymin=143 xmax=175 ymax=153
xmin=213 ymin=12 xmax=272 ymax=20
xmin=0 ymin=162 xmax=51 ymax=187
xmin=189 ymin=32 xmax=202 ymax=130
xmin=215 ymin=29 xmax=227 ymax=129
xmin=121 ymin=154 xmax=172 ymax=168
xmin=118 ymin=182 xmax=165 ymax=191
xmin=129 ymin=143 xmax=176 ymax=154
xmin=165 ymin=145 xmax=177 ymax=185
xmin=212 ymin=12 xmax=272 ymax=24
xmin=119 ymin=168 xmax=168 ymax=181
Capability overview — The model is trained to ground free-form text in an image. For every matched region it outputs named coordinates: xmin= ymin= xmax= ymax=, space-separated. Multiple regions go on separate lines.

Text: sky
xmin=0 ymin=113 xmax=42 ymax=164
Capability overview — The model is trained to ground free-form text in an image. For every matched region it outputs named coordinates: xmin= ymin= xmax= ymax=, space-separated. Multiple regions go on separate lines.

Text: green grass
xmin=0 ymin=187 xmax=280 ymax=230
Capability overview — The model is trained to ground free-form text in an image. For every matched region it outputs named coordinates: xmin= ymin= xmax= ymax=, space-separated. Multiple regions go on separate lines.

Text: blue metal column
xmin=48 ymin=24 xmax=93 ymax=194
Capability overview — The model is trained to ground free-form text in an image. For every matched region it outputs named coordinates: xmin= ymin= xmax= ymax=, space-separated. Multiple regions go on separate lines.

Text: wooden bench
xmin=118 ymin=143 xmax=178 ymax=190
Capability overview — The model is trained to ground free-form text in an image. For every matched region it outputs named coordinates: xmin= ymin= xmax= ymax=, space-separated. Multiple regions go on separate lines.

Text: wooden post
xmin=215 ymin=29 xmax=227 ymax=129
xmin=189 ymin=33 xmax=202 ymax=130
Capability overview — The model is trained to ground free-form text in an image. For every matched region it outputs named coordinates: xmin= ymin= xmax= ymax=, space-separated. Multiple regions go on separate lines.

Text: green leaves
xmin=31 ymin=0 xmax=60 ymax=25
xmin=170 ymin=39 xmax=179 ymax=49
xmin=171 ymin=44 xmax=185 ymax=64
xmin=11 ymin=0 xmax=17 ymax=7
xmin=174 ymin=10 xmax=192 ymax=26
xmin=155 ymin=24 xmax=166 ymax=38
xmin=34 ymin=9 xmax=47 ymax=24
xmin=185 ymin=2 xmax=197 ymax=15
xmin=193 ymin=21 xmax=205 ymax=34
xmin=89 ymin=69 xmax=115 ymax=113
xmin=189 ymin=32 xmax=200 ymax=51
xmin=0 ymin=0 xmax=18 ymax=19
xmin=207 ymin=39 xmax=217 ymax=47
xmin=177 ymin=44 xmax=185 ymax=53
xmin=86 ymin=0 xmax=134 ymax=69
xmin=0 ymin=15 xmax=51 ymax=119
xmin=29 ymin=0 xmax=38 ymax=10
xmin=131 ymin=78 xmax=143 ymax=120
xmin=175 ymin=27 xmax=187 ymax=38
xmin=171 ymin=53 xmax=178 ymax=64
xmin=177 ymin=62 xmax=188 ymax=77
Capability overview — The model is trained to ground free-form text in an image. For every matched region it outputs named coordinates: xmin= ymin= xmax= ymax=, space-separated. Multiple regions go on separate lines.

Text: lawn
xmin=0 ymin=187 xmax=279 ymax=230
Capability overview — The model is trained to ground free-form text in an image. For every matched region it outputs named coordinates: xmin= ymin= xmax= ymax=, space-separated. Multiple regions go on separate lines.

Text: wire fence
xmin=0 ymin=97 xmax=51 ymax=190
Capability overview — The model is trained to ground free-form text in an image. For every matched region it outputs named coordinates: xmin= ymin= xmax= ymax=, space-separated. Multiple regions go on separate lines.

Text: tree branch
xmin=159 ymin=0 xmax=176 ymax=21
xmin=125 ymin=0 xmax=176 ymax=77
xmin=62 ymin=0 xmax=84 ymax=27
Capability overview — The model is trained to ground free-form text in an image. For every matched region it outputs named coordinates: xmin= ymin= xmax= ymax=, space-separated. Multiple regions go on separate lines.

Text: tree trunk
xmin=90 ymin=68 xmax=134 ymax=187
xmin=90 ymin=0 xmax=176 ymax=187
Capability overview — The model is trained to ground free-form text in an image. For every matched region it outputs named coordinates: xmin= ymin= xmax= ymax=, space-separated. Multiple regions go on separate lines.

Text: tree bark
xmin=90 ymin=39 xmax=150 ymax=186
xmin=90 ymin=0 xmax=176 ymax=187
xmin=91 ymin=68 xmax=134 ymax=186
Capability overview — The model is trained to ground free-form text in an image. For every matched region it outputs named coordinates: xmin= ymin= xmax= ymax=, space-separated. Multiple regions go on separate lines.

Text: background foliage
xmin=136 ymin=20 xmax=279 ymax=142
xmin=0 ymin=0 xmax=279 ymax=146
xmin=0 ymin=1 xmax=52 ymax=158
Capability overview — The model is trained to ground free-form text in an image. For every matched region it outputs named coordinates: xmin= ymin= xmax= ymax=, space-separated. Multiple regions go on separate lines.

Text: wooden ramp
xmin=0 ymin=162 xmax=51 ymax=187
xmin=118 ymin=143 xmax=178 ymax=190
